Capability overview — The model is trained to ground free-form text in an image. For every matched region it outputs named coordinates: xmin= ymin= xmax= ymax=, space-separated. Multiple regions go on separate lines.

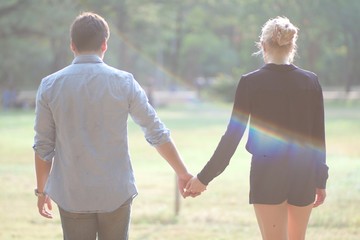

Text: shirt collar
xmin=72 ymin=55 xmax=103 ymax=64
xmin=262 ymin=63 xmax=298 ymax=72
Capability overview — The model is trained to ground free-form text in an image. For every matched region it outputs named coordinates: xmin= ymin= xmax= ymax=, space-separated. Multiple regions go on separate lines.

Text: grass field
xmin=0 ymin=100 xmax=359 ymax=240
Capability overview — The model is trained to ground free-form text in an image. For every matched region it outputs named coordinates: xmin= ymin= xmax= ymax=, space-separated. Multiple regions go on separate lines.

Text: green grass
xmin=0 ymin=101 xmax=359 ymax=240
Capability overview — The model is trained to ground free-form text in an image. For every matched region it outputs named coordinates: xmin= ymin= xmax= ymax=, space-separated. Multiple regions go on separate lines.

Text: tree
xmin=1 ymin=0 xmax=359 ymax=96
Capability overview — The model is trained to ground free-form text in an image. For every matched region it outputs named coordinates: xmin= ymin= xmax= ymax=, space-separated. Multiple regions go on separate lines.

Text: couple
xmin=34 ymin=12 xmax=328 ymax=240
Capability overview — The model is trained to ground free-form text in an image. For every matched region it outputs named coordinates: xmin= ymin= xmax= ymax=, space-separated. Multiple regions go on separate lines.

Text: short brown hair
xmin=70 ymin=12 xmax=110 ymax=52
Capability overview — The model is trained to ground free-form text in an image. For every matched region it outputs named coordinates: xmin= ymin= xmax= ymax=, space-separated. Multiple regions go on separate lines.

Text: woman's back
xmin=241 ymin=63 xmax=324 ymax=157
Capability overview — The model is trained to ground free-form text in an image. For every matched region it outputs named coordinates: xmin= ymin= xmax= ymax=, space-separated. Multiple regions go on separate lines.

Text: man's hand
xmin=37 ymin=195 xmax=53 ymax=218
xmin=35 ymin=153 xmax=53 ymax=218
xmin=185 ymin=176 xmax=207 ymax=198
xmin=313 ymin=188 xmax=326 ymax=208
xmin=177 ymin=172 xmax=197 ymax=198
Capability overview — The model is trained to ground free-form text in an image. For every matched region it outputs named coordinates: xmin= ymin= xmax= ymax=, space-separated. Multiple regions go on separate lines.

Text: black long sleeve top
xmin=197 ymin=64 xmax=328 ymax=189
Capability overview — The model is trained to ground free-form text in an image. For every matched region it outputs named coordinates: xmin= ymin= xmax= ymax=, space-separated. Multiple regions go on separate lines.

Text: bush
xmin=203 ymin=73 xmax=238 ymax=102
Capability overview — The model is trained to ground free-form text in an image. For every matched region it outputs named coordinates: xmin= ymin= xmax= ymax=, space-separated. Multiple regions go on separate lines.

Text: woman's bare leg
xmin=253 ymin=201 xmax=288 ymax=240
xmin=287 ymin=203 xmax=313 ymax=240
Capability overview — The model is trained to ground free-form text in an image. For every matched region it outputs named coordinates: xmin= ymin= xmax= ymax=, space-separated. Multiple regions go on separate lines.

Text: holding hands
xmin=185 ymin=176 xmax=207 ymax=198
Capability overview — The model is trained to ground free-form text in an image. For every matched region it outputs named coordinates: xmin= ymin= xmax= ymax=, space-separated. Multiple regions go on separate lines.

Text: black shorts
xmin=249 ymin=154 xmax=317 ymax=207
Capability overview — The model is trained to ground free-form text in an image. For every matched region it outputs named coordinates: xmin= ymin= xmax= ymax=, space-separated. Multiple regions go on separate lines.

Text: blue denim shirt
xmin=33 ymin=55 xmax=170 ymax=212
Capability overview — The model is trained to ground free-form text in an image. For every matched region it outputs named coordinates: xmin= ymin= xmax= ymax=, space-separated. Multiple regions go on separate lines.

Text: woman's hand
xmin=185 ymin=176 xmax=207 ymax=198
xmin=313 ymin=188 xmax=326 ymax=208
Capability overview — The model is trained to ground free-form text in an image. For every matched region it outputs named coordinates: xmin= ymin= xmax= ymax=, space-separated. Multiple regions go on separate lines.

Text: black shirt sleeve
xmin=312 ymin=79 xmax=328 ymax=188
xmin=197 ymin=76 xmax=251 ymax=185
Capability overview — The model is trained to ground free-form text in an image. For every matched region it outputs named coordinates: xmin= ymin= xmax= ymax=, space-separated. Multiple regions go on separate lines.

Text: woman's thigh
xmin=287 ymin=203 xmax=313 ymax=240
xmin=253 ymin=201 xmax=288 ymax=240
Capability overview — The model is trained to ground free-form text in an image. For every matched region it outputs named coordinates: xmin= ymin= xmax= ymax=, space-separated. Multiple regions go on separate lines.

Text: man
xmin=34 ymin=12 xmax=192 ymax=240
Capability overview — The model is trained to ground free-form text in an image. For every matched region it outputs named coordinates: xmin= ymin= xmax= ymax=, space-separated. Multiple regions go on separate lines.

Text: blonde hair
xmin=255 ymin=16 xmax=298 ymax=63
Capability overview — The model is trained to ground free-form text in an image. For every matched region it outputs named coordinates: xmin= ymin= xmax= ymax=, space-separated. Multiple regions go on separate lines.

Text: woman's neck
xmin=264 ymin=55 xmax=290 ymax=65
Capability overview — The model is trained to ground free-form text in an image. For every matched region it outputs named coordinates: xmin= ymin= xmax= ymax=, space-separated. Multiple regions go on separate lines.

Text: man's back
xmin=35 ymin=55 xmax=167 ymax=212
xmin=45 ymin=55 xmax=132 ymax=167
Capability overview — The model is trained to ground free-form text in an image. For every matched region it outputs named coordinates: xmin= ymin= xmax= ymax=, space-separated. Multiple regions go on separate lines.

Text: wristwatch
xmin=34 ymin=189 xmax=46 ymax=197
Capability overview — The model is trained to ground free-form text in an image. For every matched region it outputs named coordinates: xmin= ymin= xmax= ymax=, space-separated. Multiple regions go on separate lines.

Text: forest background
xmin=0 ymin=0 xmax=359 ymax=103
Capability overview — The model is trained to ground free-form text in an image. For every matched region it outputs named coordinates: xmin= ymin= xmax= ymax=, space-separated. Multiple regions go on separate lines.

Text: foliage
xmin=0 ymin=0 xmax=359 ymax=97
xmin=203 ymin=73 xmax=238 ymax=102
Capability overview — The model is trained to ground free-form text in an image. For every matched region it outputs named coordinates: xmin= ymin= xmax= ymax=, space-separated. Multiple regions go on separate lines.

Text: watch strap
xmin=34 ymin=189 xmax=46 ymax=197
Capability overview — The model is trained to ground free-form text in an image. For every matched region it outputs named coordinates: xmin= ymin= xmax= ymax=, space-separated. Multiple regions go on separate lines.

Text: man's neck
xmin=74 ymin=51 xmax=104 ymax=59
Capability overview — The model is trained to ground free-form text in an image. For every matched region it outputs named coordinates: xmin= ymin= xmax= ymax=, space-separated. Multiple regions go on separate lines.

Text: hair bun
xmin=273 ymin=20 xmax=297 ymax=46
xmin=255 ymin=16 xmax=298 ymax=63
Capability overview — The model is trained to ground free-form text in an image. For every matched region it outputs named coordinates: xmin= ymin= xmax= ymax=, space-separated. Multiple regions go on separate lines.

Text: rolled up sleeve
xmin=128 ymin=75 xmax=170 ymax=146
xmin=33 ymin=80 xmax=56 ymax=161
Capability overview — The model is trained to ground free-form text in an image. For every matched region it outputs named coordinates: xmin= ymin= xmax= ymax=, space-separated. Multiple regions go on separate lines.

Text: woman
xmin=186 ymin=16 xmax=329 ymax=240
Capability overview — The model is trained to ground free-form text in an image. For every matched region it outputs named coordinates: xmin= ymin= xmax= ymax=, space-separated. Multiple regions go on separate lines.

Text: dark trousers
xmin=58 ymin=199 xmax=132 ymax=240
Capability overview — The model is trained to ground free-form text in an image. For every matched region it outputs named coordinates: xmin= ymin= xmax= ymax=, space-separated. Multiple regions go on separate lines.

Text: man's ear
xmin=70 ymin=41 xmax=77 ymax=53
xmin=101 ymin=41 xmax=107 ymax=53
